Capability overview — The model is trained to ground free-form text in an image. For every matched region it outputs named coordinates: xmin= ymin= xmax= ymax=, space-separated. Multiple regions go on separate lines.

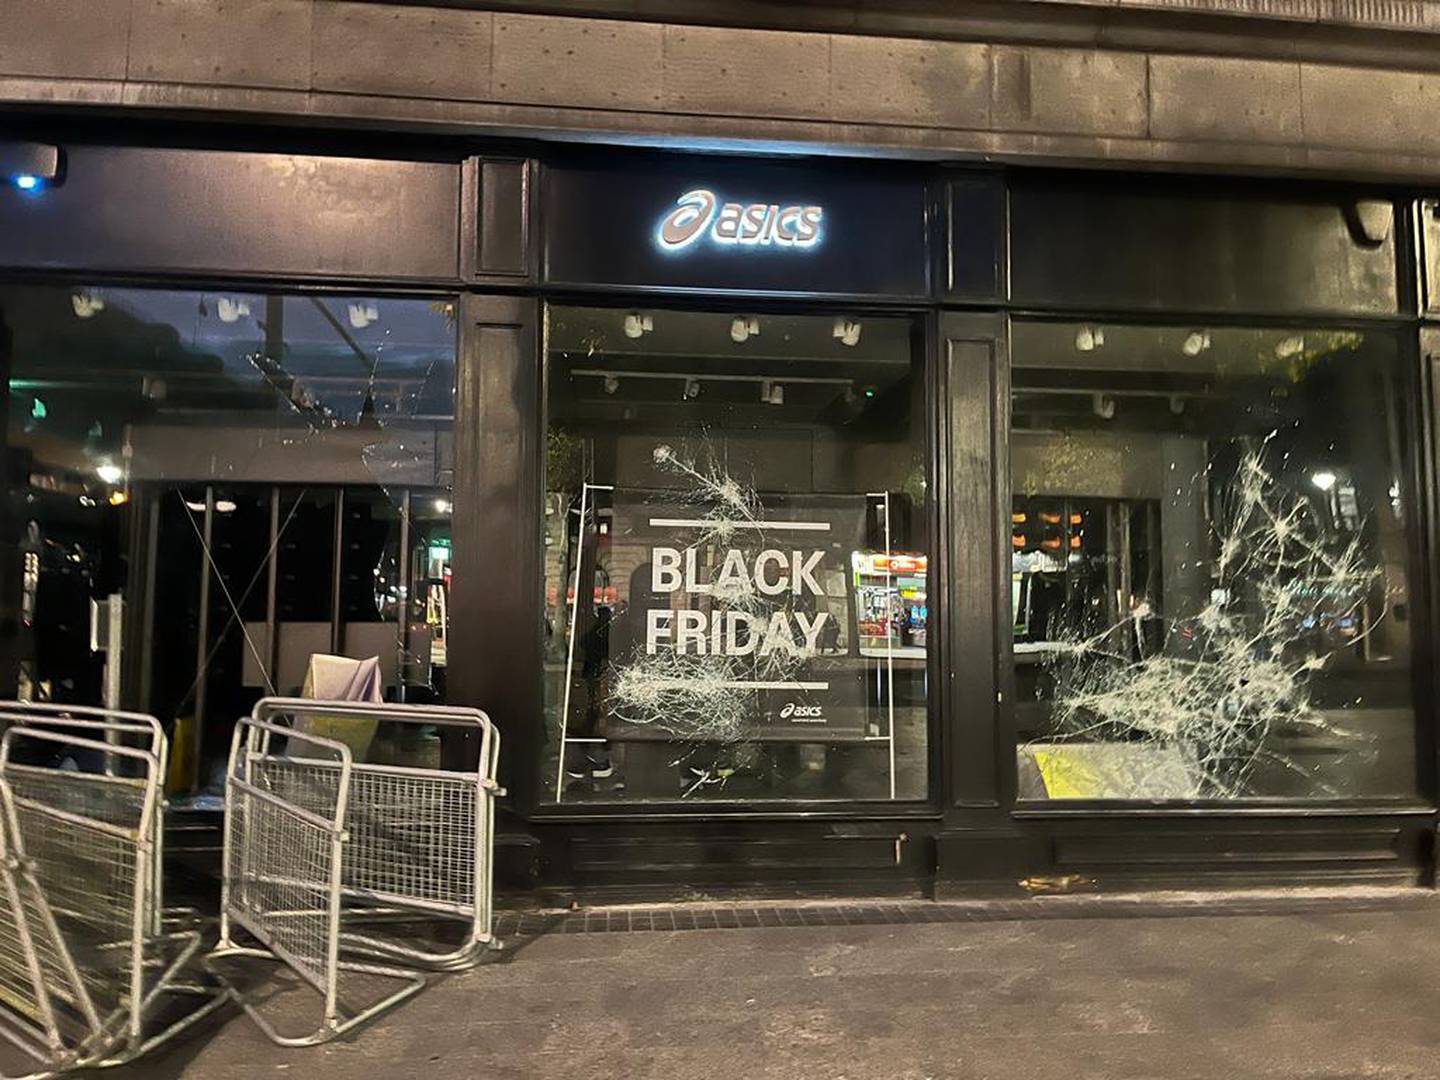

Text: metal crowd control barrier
xmin=209 ymin=699 xmax=502 ymax=1045
xmin=0 ymin=709 xmax=225 ymax=1078
xmin=0 ymin=704 xmax=169 ymax=938
xmin=0 ymin=774 xmax=98 ymax=1074
xmin=257 ymin=698 xmax=501 ymax=969
xmin=207 ymin=716 xmax=427 ymax=1046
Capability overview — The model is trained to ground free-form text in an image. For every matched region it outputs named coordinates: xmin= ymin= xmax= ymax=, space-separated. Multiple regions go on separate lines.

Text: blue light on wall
xmin=1 ymin=141 xmax=61 ymax=193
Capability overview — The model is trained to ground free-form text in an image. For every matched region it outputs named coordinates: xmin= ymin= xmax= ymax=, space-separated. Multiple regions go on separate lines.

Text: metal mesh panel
xmin=248 ymin=698 xmax=499 ymax=957
xmin=215 ymin=717 xmax=433 ymax=1046
xmin=0 ymin=723 xmax=186 ymax=1073
xmin=345 ymin=768 xmax=477 ymax=913
xmin=0 ymin=861 xmax=54 ymax=1029
xmin=9 ymin=797 xmax=141 ymax=1026
xmin=10 ymin=794 xmax=144 ymax=923
xmin=6 ymin=767 xmax=149 ymax=832
xmin=0 ymin=712 xmax=224 ymax=1075
xmin=0 ymin=705 xmax=170 ymax=949
xmin=225 ymin=771 xmax=339 ymax=996
xmin=254 ymin=758 xmax=478 ymax=914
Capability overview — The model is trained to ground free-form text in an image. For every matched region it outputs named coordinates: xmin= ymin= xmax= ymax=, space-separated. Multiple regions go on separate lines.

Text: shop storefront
xmin=1 ymin=132 xmax=1436 ymax=897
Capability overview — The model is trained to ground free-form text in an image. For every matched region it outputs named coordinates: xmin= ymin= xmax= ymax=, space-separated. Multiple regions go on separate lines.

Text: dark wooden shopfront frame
xmin=0 ymin=125 xmax=1436 ymax=898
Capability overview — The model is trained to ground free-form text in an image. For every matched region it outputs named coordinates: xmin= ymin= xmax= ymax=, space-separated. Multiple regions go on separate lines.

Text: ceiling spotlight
xmin=603 ymin=375 xmax=620 ymax=395
xmin=71 ymin=290 xmax=105 ymax=319
xmin=1091 ymin=393 xmax=1116 ymax=420
xmin=95 ymin=462 xmax=124 ymax=485
xmin=623 ymin=312 xmax=654 ymax=339
xmin=832 ymin=317 xmax=862 ymax=347
xmin=1311 ymin=470 xmax=1338 ymax=492
xmin=731 ymin=316 xmax=760 ymax=344
xmin=217 ymin=297 xmax=252 ymax=324
xmin=760 ymin=380 xmax=785 ymax=406
xmin=215 ymin=500 xmax=238 ymax=513
xmin=1181 ymin=331 xmax=1212 ymax=357
xmin=1350 ymin=199 xmax=1393 ymax=246
xmin=1074 ymin=326 xmax=1105 ymax=353
xmin=348 ymin=302 xmax=380 ymax=329
xmin=434 ymin=497 xmax=453 ymax=514
xmin=683 ymin=378 xmax=701 ymax=400
xmin=1275 ymin=335 xmax=1306 ymax=360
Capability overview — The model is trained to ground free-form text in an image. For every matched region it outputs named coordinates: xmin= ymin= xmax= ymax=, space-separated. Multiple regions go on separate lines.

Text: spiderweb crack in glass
xmin=1033 ymin=440 xmax=1388 ymax=799
xmin=609 ymin=446 xmax=813 ymax=748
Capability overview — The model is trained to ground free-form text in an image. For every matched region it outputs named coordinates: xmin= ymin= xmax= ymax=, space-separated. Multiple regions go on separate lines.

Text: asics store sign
xmin=656 ymin=188 xmax=824 ymax=252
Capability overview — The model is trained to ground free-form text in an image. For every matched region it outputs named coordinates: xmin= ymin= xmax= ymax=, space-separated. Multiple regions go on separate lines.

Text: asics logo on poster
xmin=780 ymin=702 xmax=824 ymax=721
xmin=657 ymin=189 xmax=823 ymax=251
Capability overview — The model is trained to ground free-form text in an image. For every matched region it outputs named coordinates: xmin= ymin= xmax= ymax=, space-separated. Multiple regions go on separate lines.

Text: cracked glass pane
xmin=0 ymin=285 xmax=456 ymax=792
xmin=543 ymin=306 xmax=928 ymax=803
xmin=1012 ymin=320 xmax=1417 ymax=800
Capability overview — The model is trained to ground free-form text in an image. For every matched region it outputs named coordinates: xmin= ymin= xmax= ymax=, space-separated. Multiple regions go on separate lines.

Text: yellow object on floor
xmin=166 ymin=714 xmax=198 ymax=795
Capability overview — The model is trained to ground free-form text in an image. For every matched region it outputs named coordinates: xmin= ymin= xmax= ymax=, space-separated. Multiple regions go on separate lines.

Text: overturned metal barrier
xmin=253 ymin=698 xmax=502 ymax=971
xmin=0 ymin=773 xmax=99 ymax=1074
xmin=0 ymin=704 xmax=170 ymax=937
xmin=0 ymin=708 xmax=225 ymax=1077
xmin=209 ymin=700 xmax=502 ymax=1044
xmin=211 ymin=716 xmax=425 ymax=1045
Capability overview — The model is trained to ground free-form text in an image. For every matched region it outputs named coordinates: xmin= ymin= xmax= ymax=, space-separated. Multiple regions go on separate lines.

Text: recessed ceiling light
xmin=731 ymin=316 xmax=760 ymax=344
xmin=623 ymin=313 xmax=653 ymax=339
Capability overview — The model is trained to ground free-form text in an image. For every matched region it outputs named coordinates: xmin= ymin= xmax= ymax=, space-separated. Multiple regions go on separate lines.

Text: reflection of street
xmin=852 ymin=551 xmax=927 ymax=657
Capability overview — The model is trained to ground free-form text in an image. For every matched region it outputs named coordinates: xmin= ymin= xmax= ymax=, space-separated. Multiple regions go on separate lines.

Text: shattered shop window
xmin=1 ymin=285 xmax=456 ymax=768
xmin=543 ymin=306 xmax=929 ymax=804
xmin=1011 ymin=320 xmax=1418 ymax=801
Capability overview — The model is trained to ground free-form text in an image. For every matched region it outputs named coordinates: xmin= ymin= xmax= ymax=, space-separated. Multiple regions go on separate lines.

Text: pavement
xmin=94 ymin=889 xmax=1440 ymax=1079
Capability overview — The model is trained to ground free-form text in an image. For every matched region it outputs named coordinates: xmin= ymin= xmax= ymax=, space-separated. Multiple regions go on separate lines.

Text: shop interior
xmin=1009 ymin=320 xmax=1418 ymax=801
xmin=1 ymin=285 xmax=457 ymax=792
xmin=544 ymin=306 xmax=931 ymax=804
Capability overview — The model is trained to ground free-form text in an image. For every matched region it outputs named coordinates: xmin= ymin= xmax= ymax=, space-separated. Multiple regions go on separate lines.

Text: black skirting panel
xmin=517 ymin=821 xmax=934 ymax=902
xmin=935 ymin=812 xmax=1435 ymax=896
xmin=497 ymin=811 xmax=1435 ymax=901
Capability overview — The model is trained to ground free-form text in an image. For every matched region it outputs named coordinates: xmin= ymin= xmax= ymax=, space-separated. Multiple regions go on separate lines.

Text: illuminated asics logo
xmin=657 ymin=189 xmax=823 ymax=251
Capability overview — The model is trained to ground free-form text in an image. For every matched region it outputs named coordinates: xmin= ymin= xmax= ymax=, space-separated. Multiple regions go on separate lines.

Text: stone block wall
xmin=2 ymin=0 xmax=1440 ymax=178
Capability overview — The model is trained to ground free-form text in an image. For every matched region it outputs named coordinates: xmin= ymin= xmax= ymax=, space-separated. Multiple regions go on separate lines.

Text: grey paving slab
xmin=70 ymin=899 xmax=1440 ymax=1080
